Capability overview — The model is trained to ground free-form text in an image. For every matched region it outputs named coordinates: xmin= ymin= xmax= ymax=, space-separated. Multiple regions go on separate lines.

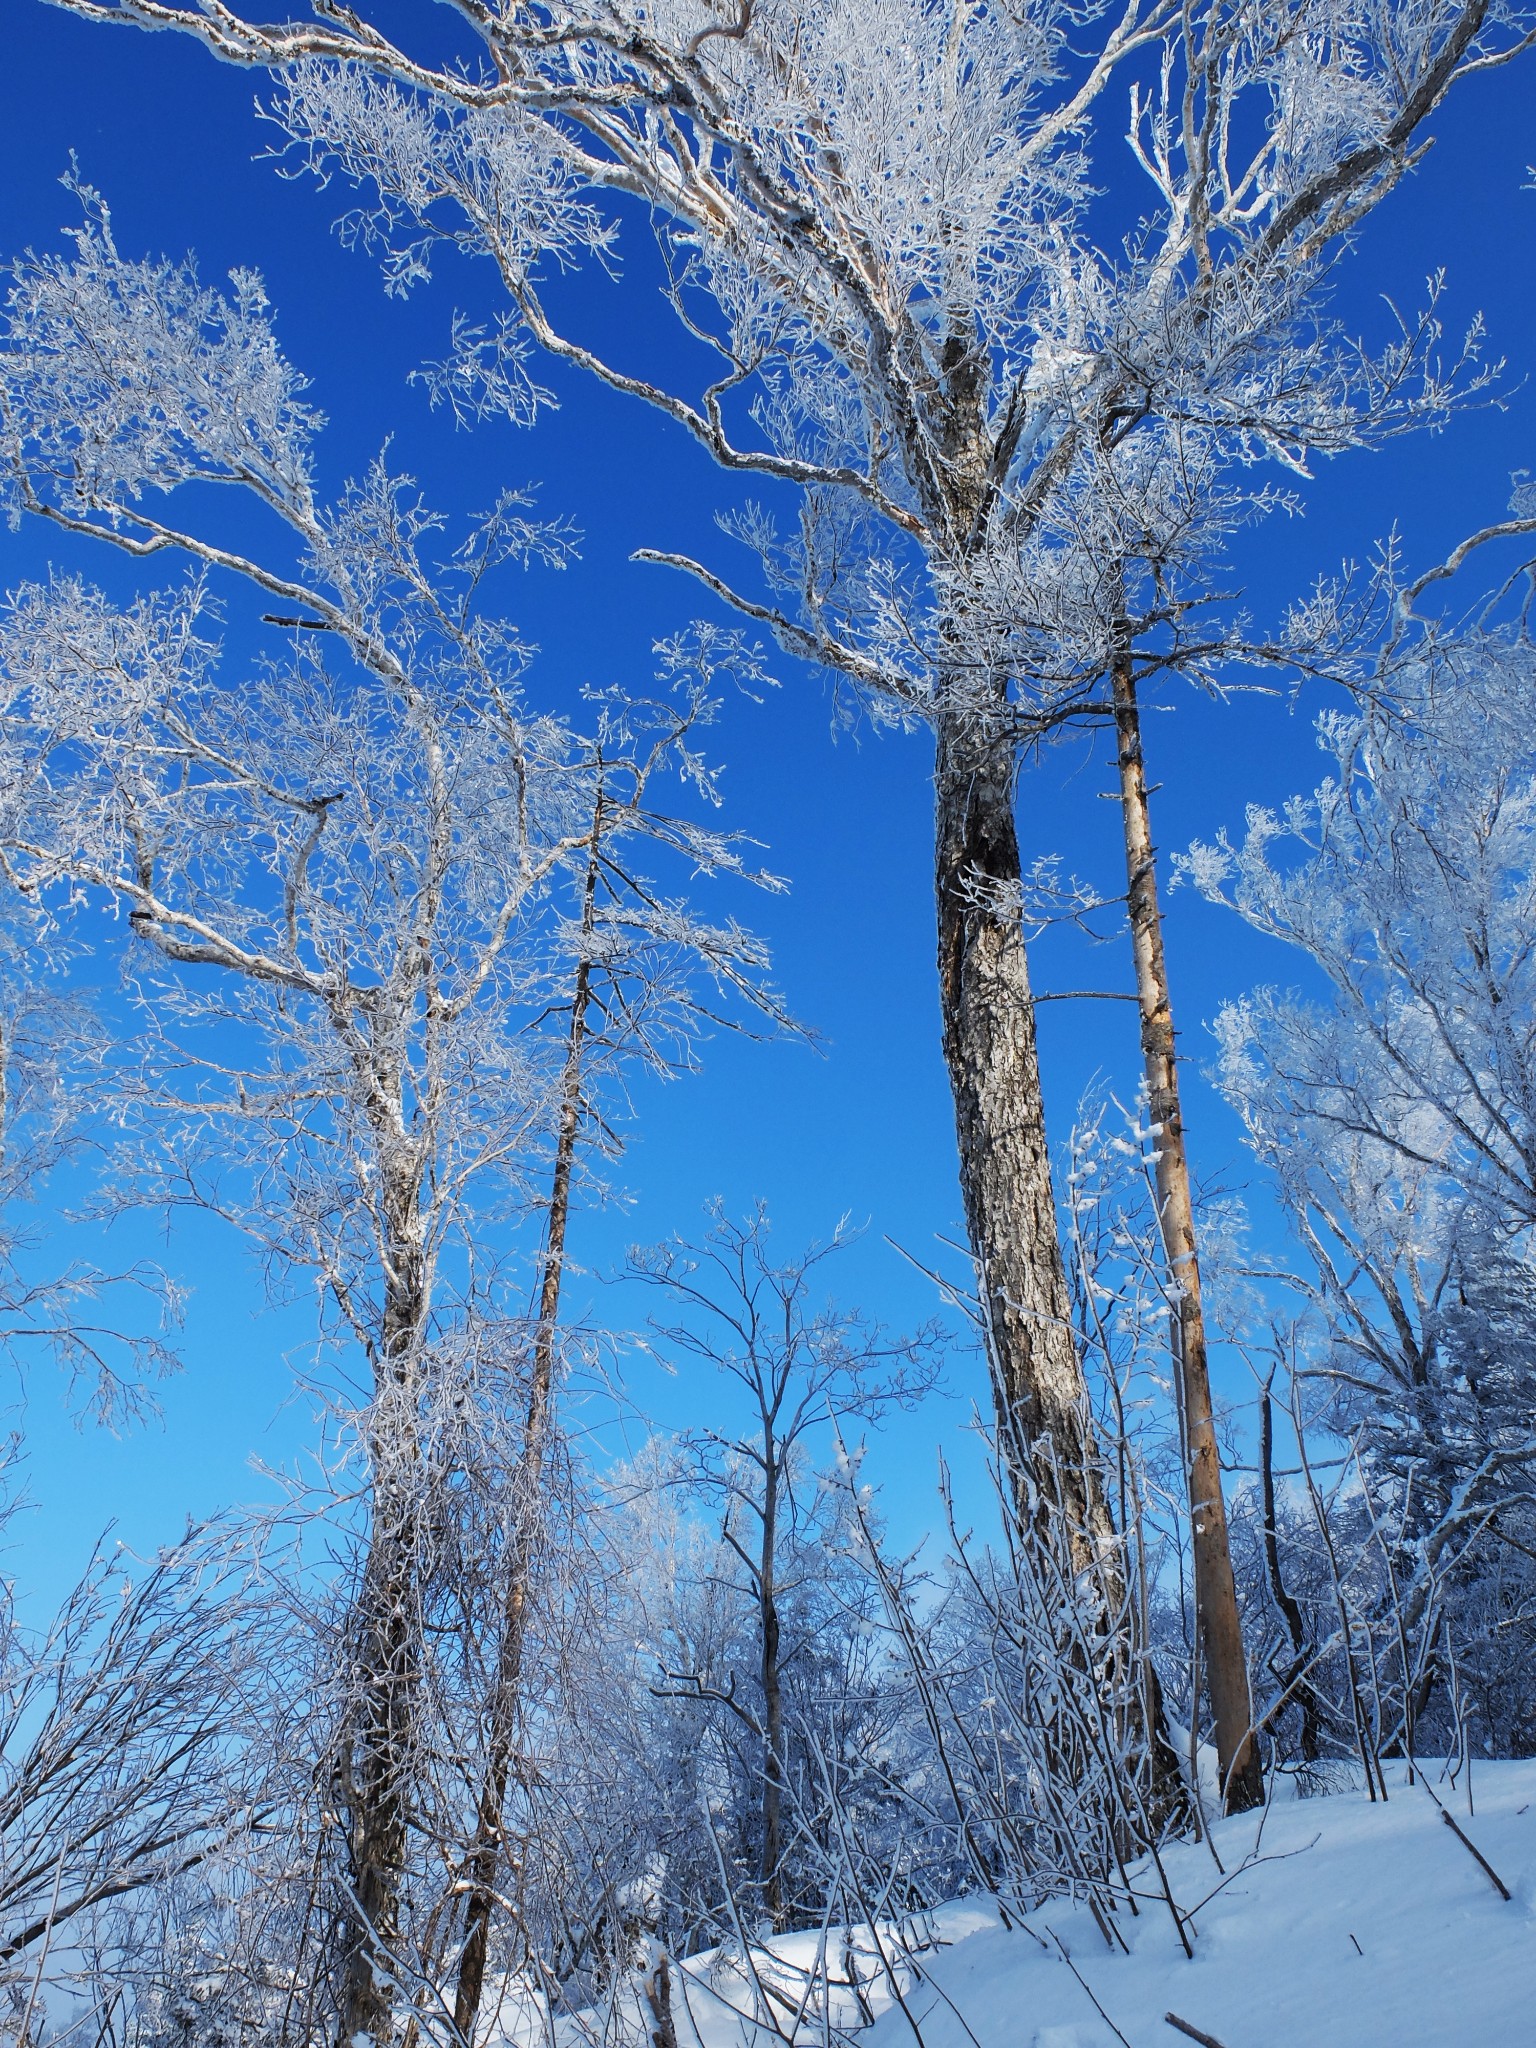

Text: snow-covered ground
xmin=497 ymin=1761 xmax=1536 ymax=2048
xmin=862 ymin=1761 xmax=1536 ymax=2048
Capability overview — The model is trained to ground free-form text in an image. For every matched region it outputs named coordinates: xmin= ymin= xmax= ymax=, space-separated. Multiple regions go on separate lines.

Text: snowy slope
xmin=489 ymin=1762 xmax=1536 ymax=2048
xmin=865 ymin=1761 xmax=1536 ymax=2048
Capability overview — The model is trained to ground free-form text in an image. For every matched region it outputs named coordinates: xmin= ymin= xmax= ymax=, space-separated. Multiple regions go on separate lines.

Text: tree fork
xmin=1109 ymin=637 xmax=1262 ymax=1814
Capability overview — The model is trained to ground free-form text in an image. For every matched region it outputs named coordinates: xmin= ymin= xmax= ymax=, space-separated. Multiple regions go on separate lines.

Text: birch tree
xmin=0 ymin=193 xmax=784 ymax=2048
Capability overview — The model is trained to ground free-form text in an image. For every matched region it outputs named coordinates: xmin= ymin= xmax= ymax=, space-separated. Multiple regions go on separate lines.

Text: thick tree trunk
xmin=932 ymin=705 xmax=1189 ymax=1834
xmin=933 ymin=710 xmax=1109 ymax=1565
xmin=451 ymin=812 xmax=600 ymax=2043
xmin=1109 ymin=648 xmax=1262 ymax=1814
xmin=338 ymin=1277 xmax=427 ymax=2048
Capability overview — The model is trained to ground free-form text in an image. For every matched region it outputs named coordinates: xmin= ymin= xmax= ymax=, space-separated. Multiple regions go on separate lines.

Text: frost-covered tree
xmin=0 ymin=193 xmax=784 ymax=2048
xmin=629 ymin=1207 xmax=940 ymax=1936
xmin=36 ymin=0 xmax=1534 ymax=1810
xmin=0 ymin=893 xmax=180 ymax=1422
xmin=450 ymin=718 xmax=795 ymax=2040
xmin=1187 ymin=603 xmax=1536 ymax=1733
xmin=584 ymin=1435 xmax=911 ymax=1974
xmin=0 ymin=1508 xmax=283 ymax=2019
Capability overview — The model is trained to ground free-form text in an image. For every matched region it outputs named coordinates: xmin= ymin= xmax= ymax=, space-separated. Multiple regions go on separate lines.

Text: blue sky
xmin=2 ymin=6 xmax=1534 ymax=1608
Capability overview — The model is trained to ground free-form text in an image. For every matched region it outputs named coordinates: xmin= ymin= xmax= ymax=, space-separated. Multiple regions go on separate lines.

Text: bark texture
xmin=1110 ymin=648 xmax=1262 ymax=1813
xmin=934 ymin=709 xmax=1110 ymax=1568
xmin=337 ymin=1224 xmax=427 ymax=2048
xmin=933 ymin=705 xmax=1188 ymax=1833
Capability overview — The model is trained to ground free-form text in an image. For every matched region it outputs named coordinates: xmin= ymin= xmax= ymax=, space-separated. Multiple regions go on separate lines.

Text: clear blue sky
xmin=2 ymin=6 xmax=1534 ymax=1608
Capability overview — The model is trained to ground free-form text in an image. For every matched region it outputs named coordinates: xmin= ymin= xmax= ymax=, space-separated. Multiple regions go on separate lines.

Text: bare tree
xmin=1188 ymin=556 xmax=1536 ymax=1691
xmin=452 ymin=669 xmax=794 ymax=2039
xmin=0 ymin=191 xmax=787 ymax=2048
xmin=447 ymin=794 xmax=606 ymax=2046
xmin=29 ymin=0 xmax=1536 ymax=1815
xmin=630 ymin=1206 xmax=940 ymax=1931
xmin=0 ymin=1505 xmax=278 ymax=2025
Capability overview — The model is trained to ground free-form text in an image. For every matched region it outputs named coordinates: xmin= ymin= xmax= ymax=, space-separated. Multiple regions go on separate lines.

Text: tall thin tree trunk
xmin=339 ymin=1510 xmax=419 ymax=2047
xmin=1259 ymin=1376 xmax=1321 ymax=1766
xmin=759 ymin=1453 xmax=786 ymax=1930
xmin=1109 ymin=641 xmax=1262 ymax=1814
xmin=451 ymin=800 xmax=602 ymax=2042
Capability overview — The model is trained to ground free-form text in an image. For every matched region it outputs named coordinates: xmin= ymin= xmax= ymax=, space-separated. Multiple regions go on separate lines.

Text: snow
xmin=492 ymin=1762 xmax=1536 ymax=2048
xmin=859 ymin=1762 xmax=1536 ymax=2048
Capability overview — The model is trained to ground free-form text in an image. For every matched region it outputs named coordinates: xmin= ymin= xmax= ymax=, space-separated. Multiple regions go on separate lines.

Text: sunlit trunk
xmin=932 ymin=699 xmax=1187 ymax=1829
xmin=933 ymin=707 xmax=1109 ymax=1560
xmin=1110 ymin=643 xmax=1262 ymax=1813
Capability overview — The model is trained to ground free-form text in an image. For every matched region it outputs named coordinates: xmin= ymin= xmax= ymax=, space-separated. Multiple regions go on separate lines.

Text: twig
xmin=1048 ymin=1930 xmax=1132 ymax=2048
xmin=1415 ymin=1778 xmax=1512 ymax=1902
xmin=1185 ymin=1832 xmax=1320 ymax=1922
xmin=16 ymin=1849 xmax=67 ymax=2048
xmin=1165 ymin=2016 xmax=1230 ymax=2048
xmin=1033 ymin=990 xmax=1139 ymax=1003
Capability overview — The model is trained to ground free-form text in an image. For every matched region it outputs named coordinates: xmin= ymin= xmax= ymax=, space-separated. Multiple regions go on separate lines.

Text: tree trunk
xmin=933 ymin=709 xmax=1109 ymax=1567
xmin=451 ymin=805 xmax=601 ymax=2043
xmin=1259 ymin=1377 xmax=1321 ymax=1766
xmin=759 ymin=1456 xmax=786 ymax=1930
xmin=933 ymin=707 xmax=1191 ymax=1832
xmin=1109 ymin=646 xmax=1262 ymax=1814
xmin=338 ymin=1266 xmax=427 ymax=2048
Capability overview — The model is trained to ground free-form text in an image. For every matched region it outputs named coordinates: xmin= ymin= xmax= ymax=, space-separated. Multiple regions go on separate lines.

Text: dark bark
xmin=934 ymin=708 xmax=1107 ymax=1566
xmin=1259 ymin=1379 xmax=1322 ymax=1766
xmin=759 ymin=1448 xmax=786 ymax=1928
xmin=337 ymin=1247 xmax=427 ymax=2048
xmin=1110 ymin=648 xmax=1262 ymax=1814
xmin=933 ymin=704 xmax=1187 ymax=1832
xmin=643 ymin=1950 xmax=680 ymax=2048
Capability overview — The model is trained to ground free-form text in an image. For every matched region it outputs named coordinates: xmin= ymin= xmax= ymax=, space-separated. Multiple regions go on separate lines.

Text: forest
xmin=0 ymin=2 xmax=1534 ymax=2043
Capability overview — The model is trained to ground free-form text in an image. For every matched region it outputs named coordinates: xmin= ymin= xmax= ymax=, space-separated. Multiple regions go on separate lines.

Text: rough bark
xmin=1110 ymin=645 xmax=1262 ymax=1814
xmin=934 ymin=707 xmax=1109 ymax=1567
xmin=338 ymin=1239 xmax=427 ymax=2048
xmin=643 ymin=1948 xmax=681 ymax=2048
xmin=933 ymin=703 xmax=1188 ymax=1831
xmin=450 ymin=807 xmax=600 ymax=2043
